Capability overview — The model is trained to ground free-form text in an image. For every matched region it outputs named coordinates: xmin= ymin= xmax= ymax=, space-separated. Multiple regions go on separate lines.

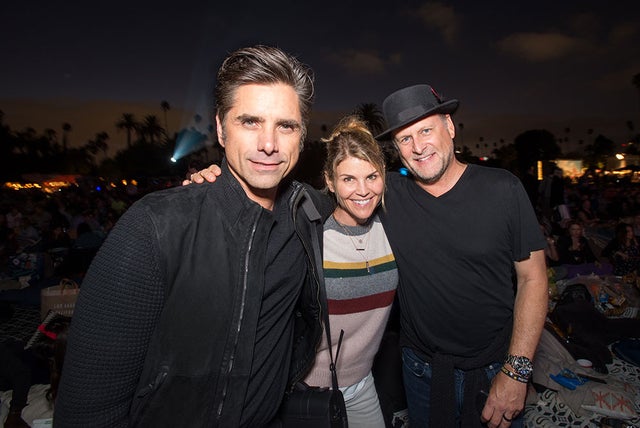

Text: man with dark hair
xmin=54 ymin=45 xmax=332 ymax=427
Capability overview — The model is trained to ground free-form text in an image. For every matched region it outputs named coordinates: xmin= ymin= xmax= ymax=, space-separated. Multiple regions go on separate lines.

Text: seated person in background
xmin=43 ymin=223 xmax=71 ymax=251
xmin=57 ymin=222 xmax=104 ymax=276
xmin=601 ymin=222 xmax=640 ymax=276
xmin=540 ymin=222 xmax=559 ymax=266
xmin=0 ymin=340 xmax=32 ymax=428
xmin=0 ymin=315 xmax=70 ymax=428
xmin=14 ymin=217 xmax=41 ymax=252
xmin=556 ymin=220 xmax=597 ymax=265
xmin=72 ymin=222 xmax=104 ymax=250
xmin=576 ymin=197 xmax=600 ymax=229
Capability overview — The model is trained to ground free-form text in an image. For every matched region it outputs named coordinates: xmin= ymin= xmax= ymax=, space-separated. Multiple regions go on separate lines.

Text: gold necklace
xmin=334 ymin=215 xmax=374 ymax=274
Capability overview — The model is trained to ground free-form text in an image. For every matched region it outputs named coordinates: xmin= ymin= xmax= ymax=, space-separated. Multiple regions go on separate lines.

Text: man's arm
xmin=54 ymin=204 xmax=165 ymax=428
xmin=482 ymin=249 xmax=548 ymax=428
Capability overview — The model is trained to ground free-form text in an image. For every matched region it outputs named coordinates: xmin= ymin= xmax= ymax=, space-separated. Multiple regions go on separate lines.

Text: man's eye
xmin=279 ymin=123 xmax=298 ymax=133
xmin=368 ymin=174 xmax=379 ymax=181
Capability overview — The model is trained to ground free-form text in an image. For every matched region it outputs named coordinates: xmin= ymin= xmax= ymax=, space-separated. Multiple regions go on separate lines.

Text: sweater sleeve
xmin=54 ymin=202 xmax=165 ymax=428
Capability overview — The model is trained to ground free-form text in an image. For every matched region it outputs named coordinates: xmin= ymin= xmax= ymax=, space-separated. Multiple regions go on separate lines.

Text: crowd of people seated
xmin=534 ymin=167 xmax=640 ymax=280
xmin=3 ymin=166 xmax=640 ymax=291
xmin=0 ymin=184 xmax=143 ymax=426
xmin=0 ymin=182 xmax=154 ymax=286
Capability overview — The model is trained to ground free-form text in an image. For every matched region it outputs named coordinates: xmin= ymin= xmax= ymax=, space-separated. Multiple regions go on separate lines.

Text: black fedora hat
xmin=376 ymin=84 xmax=459 ymax=141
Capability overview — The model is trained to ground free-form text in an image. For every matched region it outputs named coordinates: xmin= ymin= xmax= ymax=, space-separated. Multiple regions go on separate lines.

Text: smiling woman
xmin=327 ymin=156 xmax=384 ymax=226
xmin=300 ymin=115 xmax=402 ymax=428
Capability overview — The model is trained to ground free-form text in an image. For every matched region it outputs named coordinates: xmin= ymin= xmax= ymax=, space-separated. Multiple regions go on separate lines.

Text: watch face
xmin=513 ymin=356 xmax=533 ymax=377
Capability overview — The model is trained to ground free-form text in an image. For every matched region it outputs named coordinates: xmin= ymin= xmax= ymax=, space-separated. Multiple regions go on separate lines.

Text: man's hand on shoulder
xmin=182 ymin=164 xmax=222 ymax=186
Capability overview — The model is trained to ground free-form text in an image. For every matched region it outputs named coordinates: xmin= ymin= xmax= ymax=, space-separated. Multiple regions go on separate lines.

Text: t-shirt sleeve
xmin=510 ymin=176 xmax=546 ymax=261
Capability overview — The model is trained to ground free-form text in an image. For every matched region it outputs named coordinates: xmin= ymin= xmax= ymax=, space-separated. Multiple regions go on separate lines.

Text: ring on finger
xmin=502 ymin=414 xmax=513 ymax=422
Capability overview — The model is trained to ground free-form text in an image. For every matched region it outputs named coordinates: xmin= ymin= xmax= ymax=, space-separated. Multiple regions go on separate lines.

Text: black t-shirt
xmin=379 ymin=164 xmax=545 ymax=358
xmin=240 ymin=186 xmax=307 ymax=427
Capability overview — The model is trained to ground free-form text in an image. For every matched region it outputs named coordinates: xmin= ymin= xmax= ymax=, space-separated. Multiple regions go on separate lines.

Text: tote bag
xmin=40 ymin=278 xmax=80 ymax=320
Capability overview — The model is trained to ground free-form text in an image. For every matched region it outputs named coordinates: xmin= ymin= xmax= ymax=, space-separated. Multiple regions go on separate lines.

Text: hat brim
xmin=375 ymin=99 xmax=459 ymax=141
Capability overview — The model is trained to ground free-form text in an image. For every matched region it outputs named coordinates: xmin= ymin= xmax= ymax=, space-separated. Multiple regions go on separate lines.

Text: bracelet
xmin=501 ymin=365 xmax=529 ymax=383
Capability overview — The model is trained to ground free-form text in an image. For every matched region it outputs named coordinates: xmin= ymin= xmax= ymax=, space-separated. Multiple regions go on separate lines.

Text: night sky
xmin=2 ymin=1 xmax=639 ymax=157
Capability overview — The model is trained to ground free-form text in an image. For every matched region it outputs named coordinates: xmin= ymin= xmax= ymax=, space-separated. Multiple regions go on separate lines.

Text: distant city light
xmin=537 ymin=160 xmax=543 ymax=180
xmin=615 ymin=153 xmax=625 ymax=160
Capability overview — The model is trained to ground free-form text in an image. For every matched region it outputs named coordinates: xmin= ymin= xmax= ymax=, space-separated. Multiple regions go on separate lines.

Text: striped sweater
xmin=304 ymin=214 xmax=398 ymax=388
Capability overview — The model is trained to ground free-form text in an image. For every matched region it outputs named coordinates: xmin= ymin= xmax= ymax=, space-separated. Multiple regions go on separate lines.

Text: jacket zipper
xmin=215 ymin=211 xmax=260 ymax=419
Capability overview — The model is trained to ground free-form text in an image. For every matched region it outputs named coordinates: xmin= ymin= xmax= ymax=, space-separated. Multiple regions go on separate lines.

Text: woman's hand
xmin=182 ymin=164 xmax=222 ymax=186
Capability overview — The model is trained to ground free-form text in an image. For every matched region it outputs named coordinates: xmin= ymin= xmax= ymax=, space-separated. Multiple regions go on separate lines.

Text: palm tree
xmin=16 ymin=127 xmax=36 ymax=155
xmin=62 ymin=122 xmax=72 ymax=152
xmin=352 ymin=103 xmax=385 ymax=136
xmin=84 ymin=131 xmax=109 ymax=168
xmin=352 ymin=102 xmax=398 ymax=167
xmin=161 ymin=100 xmax=171 ymax=138
xmin=95 ymin=131 xmax=109 ymax=160
xmin=42 ymin=128 xmax=60 ymax=157
xmin=140 ymin=115 xmax=165 ymax=144
xmin=43 ymin=128 xmax=58 ymax=152
xmin=116 ymin=113 xmax=139 ymax=149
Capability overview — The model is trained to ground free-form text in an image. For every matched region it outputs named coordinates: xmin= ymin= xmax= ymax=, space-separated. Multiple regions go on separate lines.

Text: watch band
xmin=504 ymin=354 xmax=533 ymax=380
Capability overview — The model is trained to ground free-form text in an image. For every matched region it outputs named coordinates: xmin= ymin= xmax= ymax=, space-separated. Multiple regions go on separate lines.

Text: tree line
xmin=0 ymin=101 xmax=219 ymax=182
xmin=1 ymin=92 xmax=639 ymax=184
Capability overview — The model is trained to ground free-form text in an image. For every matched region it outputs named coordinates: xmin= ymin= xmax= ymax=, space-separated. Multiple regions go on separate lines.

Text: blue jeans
xmin=402 ymin=347 xmax=524 ymax=427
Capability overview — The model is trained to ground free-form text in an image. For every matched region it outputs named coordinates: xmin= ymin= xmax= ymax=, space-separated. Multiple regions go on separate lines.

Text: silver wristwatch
xmin=504 ymin=354 xmax=533 ymax=379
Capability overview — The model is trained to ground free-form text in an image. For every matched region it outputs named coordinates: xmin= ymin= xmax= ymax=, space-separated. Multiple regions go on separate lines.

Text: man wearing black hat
xmin=190 ymin=83 xmax=548 ymax=427
xmin=375 ymin=84 xmax=548 ymax=428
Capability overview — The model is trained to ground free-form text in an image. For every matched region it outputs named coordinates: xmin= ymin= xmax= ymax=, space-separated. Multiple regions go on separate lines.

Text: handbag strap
xmin=308 ymin=213 xmax=344 ymax=391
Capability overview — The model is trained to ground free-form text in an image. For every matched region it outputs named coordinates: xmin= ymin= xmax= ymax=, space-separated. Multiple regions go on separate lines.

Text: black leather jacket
xmin=54 ymin=161 xmax=331 ymax=428
xmin=129 ymin=163 xmax=330 ymax=427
